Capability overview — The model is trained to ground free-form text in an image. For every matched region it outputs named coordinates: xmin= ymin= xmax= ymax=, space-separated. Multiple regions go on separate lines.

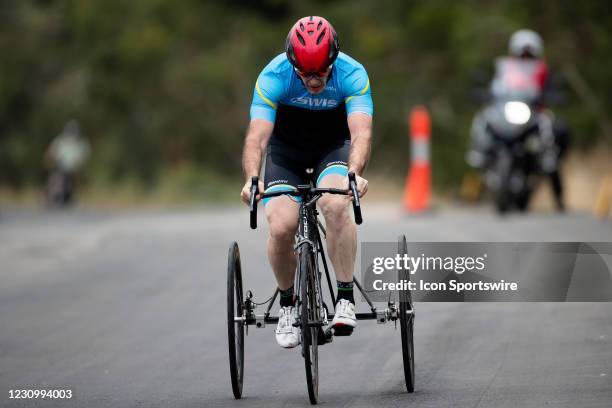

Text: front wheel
xmin=398 ymin=235 xmax=415 ymax=393
xmin=299 ymin=244 xmax=319 ymax=404
xmin=494 ymin=152 xmax=513 ymax=214
xmin=227 ymin=242 xmax=245 ymax=399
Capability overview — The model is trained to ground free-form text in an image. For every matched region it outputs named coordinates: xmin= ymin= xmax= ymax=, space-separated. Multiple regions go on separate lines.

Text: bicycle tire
xmin=227 ymin=242 xmax=245 ymax=399
xmin=398 ymin=235 xmax=415 ymax=393
xmin=299 ymin=243 xmax=319 ymax=404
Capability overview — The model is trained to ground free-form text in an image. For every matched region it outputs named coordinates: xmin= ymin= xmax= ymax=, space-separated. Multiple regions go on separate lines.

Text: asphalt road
xmin=1 ymin=205 xmax=612 ymax=407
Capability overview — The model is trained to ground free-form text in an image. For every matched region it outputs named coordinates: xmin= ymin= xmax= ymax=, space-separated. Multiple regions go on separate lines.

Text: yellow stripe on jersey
xmin=345 ymin=79 xmax=370 ymax=104
xmin=256 ymin=80 xmax=277 ymax=110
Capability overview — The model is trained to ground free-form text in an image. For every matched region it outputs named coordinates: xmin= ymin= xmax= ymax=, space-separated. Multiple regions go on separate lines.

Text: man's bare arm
xmin=347 ymin=113 xmax=373 ymax=175
xmin=241 ymin=119 xmax=273 ymax=203
xmin=242 ymin=119 xmax=274 ymax=179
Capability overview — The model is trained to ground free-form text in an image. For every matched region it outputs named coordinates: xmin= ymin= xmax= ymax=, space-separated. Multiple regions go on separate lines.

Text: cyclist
xmin=240 ymin=16 xmax=373 ymax=348
xmin=45 ymin=119 xmax=91 ymax=206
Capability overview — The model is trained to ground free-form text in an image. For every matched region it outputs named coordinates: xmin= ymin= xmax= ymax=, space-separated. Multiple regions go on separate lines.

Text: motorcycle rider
xmin=467 ymin=29 xmax=569 ymax=211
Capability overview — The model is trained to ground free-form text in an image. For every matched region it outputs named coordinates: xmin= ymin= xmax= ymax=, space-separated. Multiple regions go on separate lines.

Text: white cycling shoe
xmin=275 ymin=306 xmax=301 ymax=348
xmin=331 ymin=299 xmax=357 ymax=334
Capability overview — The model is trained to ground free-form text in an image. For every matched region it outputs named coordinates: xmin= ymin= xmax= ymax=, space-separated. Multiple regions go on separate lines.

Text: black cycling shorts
xmin=263 ymin=139 xmax=350 ymax=204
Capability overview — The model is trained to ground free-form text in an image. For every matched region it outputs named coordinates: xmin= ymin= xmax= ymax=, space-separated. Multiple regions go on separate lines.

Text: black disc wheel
xmin=227 ymin=242 xmax=245 ymax=399
xmin=398 ymin=235 xmax=415 ymax=393
xmin=299 ymin=244 xmax=319 ymax=404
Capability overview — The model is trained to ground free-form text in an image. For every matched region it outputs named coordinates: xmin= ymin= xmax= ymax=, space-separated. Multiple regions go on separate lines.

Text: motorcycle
xmin=469 ymin=89 xmax=554 ymax=214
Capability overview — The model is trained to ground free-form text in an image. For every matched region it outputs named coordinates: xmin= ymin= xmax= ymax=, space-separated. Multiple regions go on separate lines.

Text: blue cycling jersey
xmin=250 ymin=52 xmax=373 ymax=122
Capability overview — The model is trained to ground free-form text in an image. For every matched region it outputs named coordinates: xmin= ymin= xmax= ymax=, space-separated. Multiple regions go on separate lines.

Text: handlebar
xmin=249 ymin=171 xmax=363 ymax=229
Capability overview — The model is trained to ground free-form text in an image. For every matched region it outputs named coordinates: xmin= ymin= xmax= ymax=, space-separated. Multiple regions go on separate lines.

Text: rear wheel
xmin=227 ymin=242 xmax=245 ymax=399
xmin=299 ymin=244 xmax=319 ymax=404
xmin=398 ymin=235 xmax=415 ymax=393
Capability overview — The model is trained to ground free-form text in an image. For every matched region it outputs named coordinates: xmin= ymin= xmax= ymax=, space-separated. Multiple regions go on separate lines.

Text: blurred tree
xmin=0 ymin=0 xmax=610 ymax=191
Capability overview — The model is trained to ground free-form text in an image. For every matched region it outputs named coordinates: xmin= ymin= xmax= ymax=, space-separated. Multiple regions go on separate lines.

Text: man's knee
xmin=319 ymin=196 xmax=350 ymax=227
xmin=266 ymin=201 xmax=298 ymax=242
xmin=268 ymin=219 xmax=298 ymax=242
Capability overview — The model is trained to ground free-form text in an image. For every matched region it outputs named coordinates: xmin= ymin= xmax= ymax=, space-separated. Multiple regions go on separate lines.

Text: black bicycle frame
xmin=294 ymin=187 xmax=331 ymax=327
xmin=249 ymin=173 xmax=380 ymax=323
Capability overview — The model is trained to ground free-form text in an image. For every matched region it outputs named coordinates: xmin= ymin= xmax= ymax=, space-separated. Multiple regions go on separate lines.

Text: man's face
xmin=296 ymin=67 xmax=331 ymax=95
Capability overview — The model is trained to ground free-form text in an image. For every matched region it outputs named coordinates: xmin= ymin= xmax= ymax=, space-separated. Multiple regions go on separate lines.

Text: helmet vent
xmin=316 ymin=28 xmax=326 ymax=45
xmin=299 ymin=22 xmax=304 ymax=31
xmin=296 ymin=31 xmax=306 ymax=45
xmin=317 ymin=21 xmax=323 ymax=30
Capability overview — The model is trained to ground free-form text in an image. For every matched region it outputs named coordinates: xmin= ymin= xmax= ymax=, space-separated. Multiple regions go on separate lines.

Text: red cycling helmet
xmin=285 ymin=16 xmax=339 ymax=74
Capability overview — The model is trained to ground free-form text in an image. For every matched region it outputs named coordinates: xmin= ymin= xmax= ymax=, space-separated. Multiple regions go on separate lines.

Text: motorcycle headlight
xmin=504 ymin=101 xmax=531 ymax=125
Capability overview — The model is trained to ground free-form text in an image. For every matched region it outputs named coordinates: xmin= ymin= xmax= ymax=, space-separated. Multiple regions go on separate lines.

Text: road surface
xmin=1 ymin=205 xmax=611 ymax=407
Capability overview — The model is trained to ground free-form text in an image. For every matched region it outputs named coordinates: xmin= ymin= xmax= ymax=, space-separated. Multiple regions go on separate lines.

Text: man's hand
xmin=348 ymin=173 xmax=368 ymax=198
xmin=241 ymin=178 xmax=265 ymax=205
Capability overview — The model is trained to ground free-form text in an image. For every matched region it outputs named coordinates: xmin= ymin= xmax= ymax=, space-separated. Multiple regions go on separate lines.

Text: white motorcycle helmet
xmin=509 ymin=29 xmax=544 ymax=58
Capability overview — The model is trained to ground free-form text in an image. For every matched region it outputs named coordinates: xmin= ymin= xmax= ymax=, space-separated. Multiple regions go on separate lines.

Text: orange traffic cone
xmin=403 ymin=106 xmax=431 ymax=213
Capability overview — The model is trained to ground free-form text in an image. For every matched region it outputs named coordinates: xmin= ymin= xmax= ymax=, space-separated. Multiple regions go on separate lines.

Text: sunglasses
xmin=295 ymin=66 xmax=331 ymax=79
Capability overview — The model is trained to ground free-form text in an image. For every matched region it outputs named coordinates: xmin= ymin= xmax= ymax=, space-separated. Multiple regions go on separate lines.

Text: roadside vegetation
xmin=1 ymin=1 xmax=611 ymax=205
